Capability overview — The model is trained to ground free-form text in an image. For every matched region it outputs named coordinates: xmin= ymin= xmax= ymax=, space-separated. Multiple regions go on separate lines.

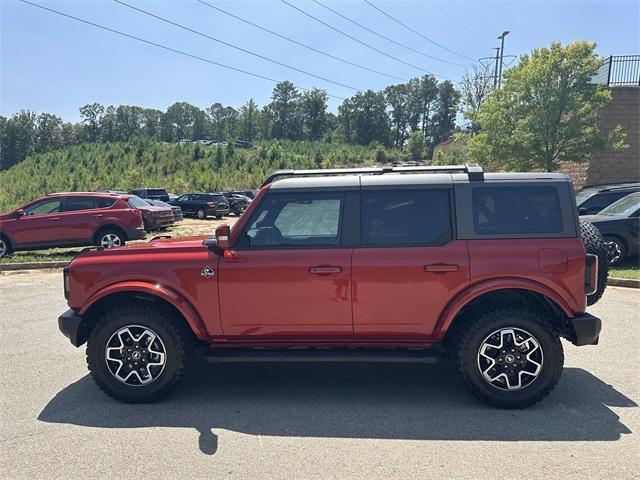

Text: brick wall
xmin=560 ymin=87 xmax=640 ymax=189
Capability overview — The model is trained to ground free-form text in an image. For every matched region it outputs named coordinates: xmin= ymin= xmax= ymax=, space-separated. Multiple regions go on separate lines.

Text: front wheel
xmin=457 ymin=309 xmax=564 ymax=409
xmin=86 ymin=304 xmax=193 ymax=403
xmin=603 ymin=236 xmax=626 ymax=265
xmin=196 ymin=209 xmax=207 ymax=220
xmin=0 ymin=237 xmax=12 ymax=258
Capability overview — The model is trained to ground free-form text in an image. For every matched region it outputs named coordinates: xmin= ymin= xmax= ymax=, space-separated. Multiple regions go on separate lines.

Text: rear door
xmin=58 ymin=196 xmax=113 ymax=242
xmin=11 ymin=197 xmax=63 ymax=245
xmin=352 ymin=187 xmax=470 ymax=340
xmin=218 ymin=190 xmax=354 ymax=338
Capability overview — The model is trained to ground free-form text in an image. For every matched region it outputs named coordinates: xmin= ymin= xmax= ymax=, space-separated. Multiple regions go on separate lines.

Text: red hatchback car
xmin=0 ymin=192 xmax=146 ymax=258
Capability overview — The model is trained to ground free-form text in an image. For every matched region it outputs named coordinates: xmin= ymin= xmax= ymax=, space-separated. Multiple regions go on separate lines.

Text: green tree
xmin=269 ymin=81 xmax=301 ymax=140
xmin=470 ymin=41 xmax=626 ymax=171
xmin=431 ymin=81 xmax=460 ymax=147
xmin=239 ymin=99 xmax=259 ymax=141
xmin=79 ymin=103 xmax=104 ymax=142
xmin=385 ymin=83 xmax=411 ymax=149
xmin=406 ymin=131 xmax=426 ymax=160
xmin=349 ymin=90 xmax=390 ymax=146
xmin=35 ymin=113 xmax=64 ymax=153
xmin=300 ymin=88 xmax=328 ymax=140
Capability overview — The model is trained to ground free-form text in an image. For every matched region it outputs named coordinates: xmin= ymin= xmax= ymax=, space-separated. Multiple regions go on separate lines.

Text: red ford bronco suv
xmin=58 ymin=165 xmax=606 ymax=408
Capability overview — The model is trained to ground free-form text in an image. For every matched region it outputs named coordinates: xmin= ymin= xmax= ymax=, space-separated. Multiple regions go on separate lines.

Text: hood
xmin=74 ymin=235 xmax=208 ymax=260
xmin=136 ymin=205 xmax=172 ymax=213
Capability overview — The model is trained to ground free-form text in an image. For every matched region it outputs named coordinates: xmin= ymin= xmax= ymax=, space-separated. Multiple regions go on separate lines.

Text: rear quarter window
xmin=473 ymin=186 xmax=563 ymax=235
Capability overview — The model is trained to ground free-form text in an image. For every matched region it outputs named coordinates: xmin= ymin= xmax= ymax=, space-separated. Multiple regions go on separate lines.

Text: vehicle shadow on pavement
xmin=38 ymin=362 xmax=636 ymax=455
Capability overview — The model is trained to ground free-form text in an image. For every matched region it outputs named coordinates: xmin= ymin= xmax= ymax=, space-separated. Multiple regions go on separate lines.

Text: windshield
xmin=575 ymin=190 xmax=595 ymax=204
xmin=598 ymin=193 xmax=640 ymax=216
xmin=127 ymin=196 xmax=150 ymax=208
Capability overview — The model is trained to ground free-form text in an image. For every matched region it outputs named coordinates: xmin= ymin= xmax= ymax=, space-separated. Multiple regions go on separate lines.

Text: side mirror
xmin=578 ymin=207 xmax=588 ymax=215
xmin=215 ymin=224 xmax=231 ymax=250
xmin=15 ymin=209 xmax=25 ymax=218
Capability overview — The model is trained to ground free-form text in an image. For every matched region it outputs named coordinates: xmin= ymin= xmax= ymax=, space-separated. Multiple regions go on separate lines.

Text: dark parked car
xmin=127 ymin=196 xmax=174 ymax=230
xmin=229 ymin=190 xmax=259 ymax=199
xmin=169 ymin=193 xmax=229 ymax=219
xmin=0 ymin=192 xmax=145 ymax=257
xmin=222 ymin=192 xmax=251 ymax=215
xmin=576 ymin=183 xmax=639 ymax=215
xmin=234 ymin=140 xmax=253 ymax=149
xmin=146 ymin=200 xmax=183 ymax=222
xmin=581 ymin=192 xmax=640 ymax=265
xmin=130 ymin=188 xmax=170 ymax=202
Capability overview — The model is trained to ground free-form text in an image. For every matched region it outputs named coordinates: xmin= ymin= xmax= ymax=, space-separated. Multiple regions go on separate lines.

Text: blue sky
xmin=1 ymin=0 xmax=638 ymax=121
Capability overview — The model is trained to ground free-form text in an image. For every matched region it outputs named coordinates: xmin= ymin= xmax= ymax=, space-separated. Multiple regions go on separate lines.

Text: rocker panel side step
xmin=204 ymin=348 xmax=439 ymax=364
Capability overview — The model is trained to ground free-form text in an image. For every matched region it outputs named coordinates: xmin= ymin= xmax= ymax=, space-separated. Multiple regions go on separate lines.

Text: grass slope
xmin=0 ymin=139 xmax=401 ymax=212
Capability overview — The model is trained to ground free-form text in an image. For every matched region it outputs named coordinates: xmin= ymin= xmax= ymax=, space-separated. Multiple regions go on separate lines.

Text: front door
xmin=218 ymin=191 xmax=353 ymax=339
xmin=352 ymin=188 xmax=470 ymax=340
xmin=11 ymin=197 xmax=63 ymax=246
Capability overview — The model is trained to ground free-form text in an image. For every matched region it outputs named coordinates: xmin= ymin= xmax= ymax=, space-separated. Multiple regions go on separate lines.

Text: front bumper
xmin=568 ymin=313 xmax=602 ymax=346
xmin=58 ymin=309 xmax=90 ymax=347
xmin=126 ymin=227 xmax=146 ymax=240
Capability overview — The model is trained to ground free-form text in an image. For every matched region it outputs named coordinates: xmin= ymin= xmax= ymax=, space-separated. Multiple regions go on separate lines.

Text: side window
xmin=582 ymin=192 xmax=628 ymax=212
xmin=473 ymin=186 xmax=563 ymax=235
xmin=95 ymin=198 xmax=116 ymax=208
xmin=239 ymin=193 xmax=343 ymax=248
xmin=361 ymin=190 xmax=452 ymax=246
xmin=62 ymin=196 xmax=98 ymax=212
xmin=24 ymin=198 xmax=61 ymax=216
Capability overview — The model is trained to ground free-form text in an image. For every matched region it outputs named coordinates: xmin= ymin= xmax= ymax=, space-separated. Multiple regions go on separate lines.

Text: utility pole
xmin=493 ymin=47 xmax=501 ymax=89
xmin=497 ymin=31 xmax=510 ymax=89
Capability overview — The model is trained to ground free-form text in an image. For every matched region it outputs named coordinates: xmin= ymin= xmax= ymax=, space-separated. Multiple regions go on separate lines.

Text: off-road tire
xmin=86 ymin=303 xmax=193 ymax=403
xmin=580 ymin=220 xmax=609 ymax=306
xmin=457 ymin=308 xmax=564 ymax=409
xmin=196 ymin=209 xmax=207 ymax=219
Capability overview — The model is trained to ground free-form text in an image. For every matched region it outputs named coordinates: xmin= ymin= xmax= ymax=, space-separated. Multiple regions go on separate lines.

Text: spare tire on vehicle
xmin=580 ymin=220 xmax=609 ymax=306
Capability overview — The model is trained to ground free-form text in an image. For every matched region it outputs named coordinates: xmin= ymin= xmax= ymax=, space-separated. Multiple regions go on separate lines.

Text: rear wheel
xmin=457 ymin=308 xmax=564 ymax=409
xmin=95 ymin=229 xmax=125 ymax=249
xmin=580 ymin=220 xmax=609 ymax=305
xmin=86 ymin=303 xmax=193 ymax=403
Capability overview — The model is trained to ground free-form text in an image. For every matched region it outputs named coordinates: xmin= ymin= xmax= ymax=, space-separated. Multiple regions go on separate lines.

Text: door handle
xmin=48 ymin=217 xmax=61 ymax=221
xmin=424 ymin=264 xmax=459 ymax=273
xmin=309 ymin=266 xmax=342 ymax=274
xmin=94 ymin=214 xmax=104 ymax=218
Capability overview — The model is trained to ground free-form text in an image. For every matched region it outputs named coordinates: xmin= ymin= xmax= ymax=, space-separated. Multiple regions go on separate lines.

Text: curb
xmin=608 ymin=278 xmax=640 ymax=288
xmin=0 ymin=261 xmax=70 ymax=272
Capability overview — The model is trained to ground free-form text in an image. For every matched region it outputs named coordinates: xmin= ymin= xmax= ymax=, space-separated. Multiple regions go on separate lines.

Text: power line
xmin=430 ymin=0 xmax=490 ymax=45
xmin=114 ymin=0 xmax=359 ymax=92
xmin=312 ymin=0 xmax=466 ymax=68
xmin=445 ymin=0 xmax=494 ymax=43
xmin=280 ymin=0 xmax=449 ymax=80
xmin=197 ymin=0 xmax=407 ymax=82
xmin=363 ymin=0 xmax=476 ymax=63
xmin=18 ymin=0 xmax=347 ymax=100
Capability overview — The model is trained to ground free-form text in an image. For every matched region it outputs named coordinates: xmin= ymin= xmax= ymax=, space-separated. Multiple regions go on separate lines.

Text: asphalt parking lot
xmin=1 ymin=271 xmax=638 ymax=479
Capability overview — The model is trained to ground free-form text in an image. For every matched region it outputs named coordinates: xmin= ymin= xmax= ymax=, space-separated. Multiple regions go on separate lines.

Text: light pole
xmin=497 ymin=31 xmax=509 ymax=89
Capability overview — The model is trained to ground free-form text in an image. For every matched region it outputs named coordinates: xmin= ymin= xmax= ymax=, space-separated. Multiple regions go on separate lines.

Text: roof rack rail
xmin=262 ymin=163 xmax=483 ymax=186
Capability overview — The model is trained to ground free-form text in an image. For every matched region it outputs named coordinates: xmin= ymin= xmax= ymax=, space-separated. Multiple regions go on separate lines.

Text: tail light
xmin=63 ymin=267 xmax=70 ymax=300
xmin=207 ymin=202 xmax=218 ymax=207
